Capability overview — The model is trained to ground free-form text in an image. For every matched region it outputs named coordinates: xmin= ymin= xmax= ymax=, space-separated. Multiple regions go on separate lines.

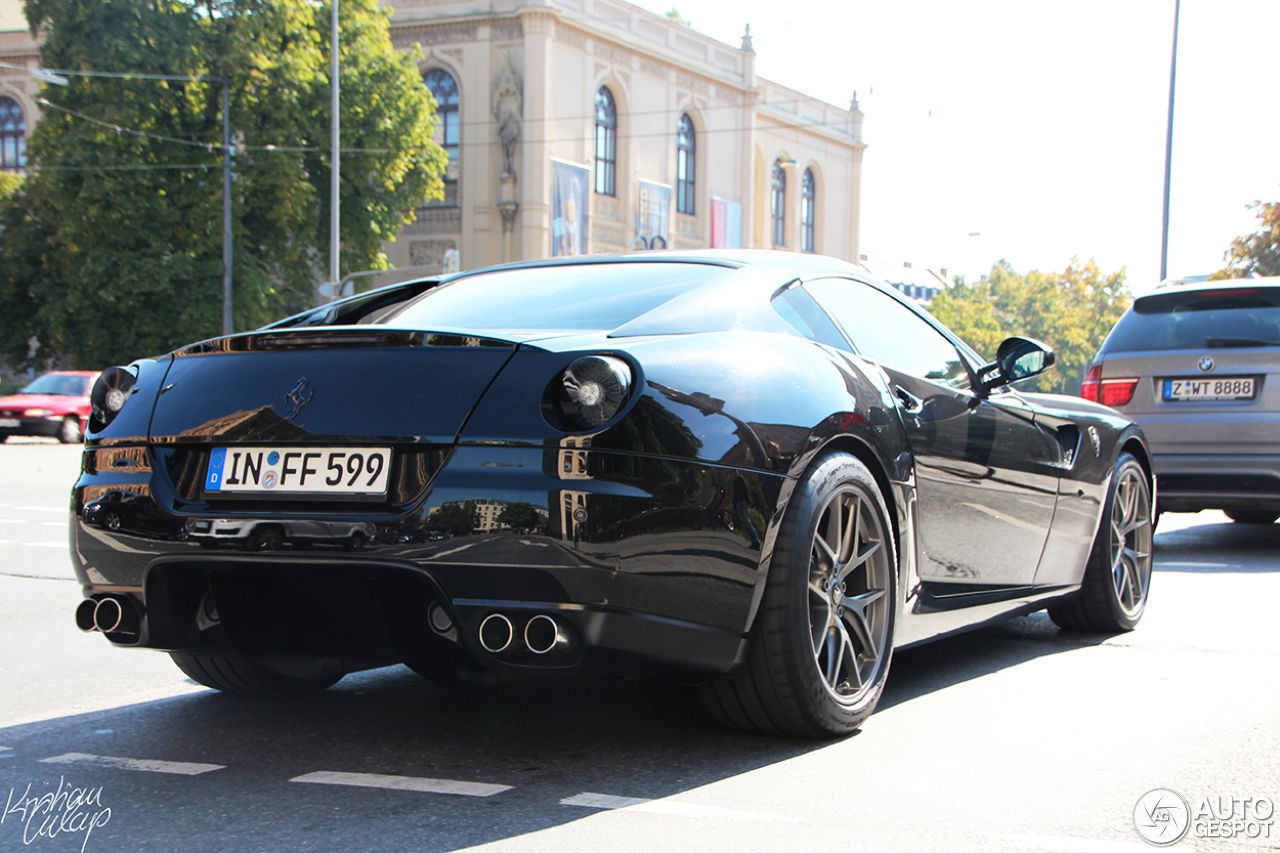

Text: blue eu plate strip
xmin=205 ymin=447 xmax=226 ymax=491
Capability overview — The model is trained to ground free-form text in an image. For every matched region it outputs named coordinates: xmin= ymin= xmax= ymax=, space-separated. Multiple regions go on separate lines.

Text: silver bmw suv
xmin=1083 ymin=277 xmax=1280 ymax=523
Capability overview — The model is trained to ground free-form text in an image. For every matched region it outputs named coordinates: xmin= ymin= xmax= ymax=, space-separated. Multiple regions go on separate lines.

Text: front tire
xmin=170 ymin=652 xmax=342 ymax=696
xmin=59 ymin=416 xmax=83 ymax=444
xmin=1049 ymin=452 xmax=1153 ymax=632
xmin=700 ymin=451 xmax=896 ymax=737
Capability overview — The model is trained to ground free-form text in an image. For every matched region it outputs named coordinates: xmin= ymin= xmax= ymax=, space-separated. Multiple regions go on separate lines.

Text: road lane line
xmin=561 ymin=792 xmax=802 ymax=823
xmin=17 ymin=506 xmax=65 ymax=513
xmin=39 ymin=752 xmax=225 ymax=776
xmin=429 ymin=542 xmax=476 ymax=559
xmin=290 ymin=771 xmax=511 ymax=797
xmin=30 ymin=541 xmax=67 ymax=548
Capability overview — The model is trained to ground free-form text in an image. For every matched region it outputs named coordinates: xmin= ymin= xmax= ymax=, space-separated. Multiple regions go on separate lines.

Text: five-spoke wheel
xmin=700 ymin=451 xmax=896 ymax=737
xmin=1050 ymin=451 xmax=1153 ymax=632
xmin=807 ymin=484 xmax=891 ymax=703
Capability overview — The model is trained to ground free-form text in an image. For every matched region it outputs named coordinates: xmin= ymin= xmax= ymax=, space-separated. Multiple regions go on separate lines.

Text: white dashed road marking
xmin=561 ymin=792 xmax=802 ymax=823
xmin=30 ymin=542 xmax=67 ymax=548
xmin=17 ymin=506 xmax=65 ymax=513
xmin=40 ymin=753 xmax=226 ymax=776
xmin=290 ymin=771 xmax=512 ymax=797
xmin=430 ymin=542 xmax=476 ymax=559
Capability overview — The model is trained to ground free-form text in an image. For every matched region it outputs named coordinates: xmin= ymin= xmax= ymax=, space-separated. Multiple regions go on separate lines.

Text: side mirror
xmin=977 ymin=336 xmax=1055 ymax=393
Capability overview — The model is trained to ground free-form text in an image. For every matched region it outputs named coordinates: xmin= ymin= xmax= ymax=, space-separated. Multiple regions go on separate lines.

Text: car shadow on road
xmin=0 ymin=610 xmax=1121 ymax=852
xmin=879 ymin=610 xmax=1118 ymax=713
xmin=1154 ymin=518 xmax=1280 ymax=572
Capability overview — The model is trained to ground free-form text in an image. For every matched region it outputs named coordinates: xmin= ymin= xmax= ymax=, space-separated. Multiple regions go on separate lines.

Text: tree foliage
xmin=0 ymin=0 xmax=445 ymax=369
xmin=428 ymin=503 xmax=478 ymax=536
xmin=1213 ymin=200 xmax=1280 ymax=279
xmin=496 ymin=502 xmax=545 ymax=533
xmin=928 ymin=258 xmax=1129 ymax=395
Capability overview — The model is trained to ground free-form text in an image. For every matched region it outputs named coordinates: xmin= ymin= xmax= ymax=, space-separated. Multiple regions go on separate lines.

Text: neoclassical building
xmin=388 ymin=0 xmax=865 ymax=269
xmin=0 ymin=0 xmax=865 ymax=273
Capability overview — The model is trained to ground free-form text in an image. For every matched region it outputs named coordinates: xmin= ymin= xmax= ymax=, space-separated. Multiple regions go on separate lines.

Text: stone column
xmin=519 ymin=8 xmax=556 ymax=261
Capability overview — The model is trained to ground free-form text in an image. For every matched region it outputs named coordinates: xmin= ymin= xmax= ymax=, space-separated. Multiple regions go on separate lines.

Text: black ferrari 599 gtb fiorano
xmin=71 ymin=251 xmax=1154 ymax=737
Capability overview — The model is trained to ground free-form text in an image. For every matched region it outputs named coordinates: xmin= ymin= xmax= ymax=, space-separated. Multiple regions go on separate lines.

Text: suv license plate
xmin=1163 ymin=377 xmax=1256 ymax=402
xmin=204 ymin=447 xmax=391 ymax=495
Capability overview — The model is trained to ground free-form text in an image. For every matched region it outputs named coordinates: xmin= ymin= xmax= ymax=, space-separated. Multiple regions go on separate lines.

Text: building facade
xmin=0 ymin=0 xmax=865 ymax=274
xmin=387 ymin=0 xmax=865 ymax=270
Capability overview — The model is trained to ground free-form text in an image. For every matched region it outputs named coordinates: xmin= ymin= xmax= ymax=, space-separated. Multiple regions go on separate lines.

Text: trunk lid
xmin=150 ymin=329 xmax=517 ymax=444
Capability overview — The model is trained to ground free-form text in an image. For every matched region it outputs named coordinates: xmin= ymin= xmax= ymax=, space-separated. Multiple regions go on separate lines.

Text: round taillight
xmin=544 ymin=356 xmax=634 ymax=431
xmin=90 ymin=366 xmax=137 ymax=429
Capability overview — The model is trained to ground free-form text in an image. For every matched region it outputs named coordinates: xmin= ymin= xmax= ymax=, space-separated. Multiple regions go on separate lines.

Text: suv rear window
xmin=1102 ymin=287 xmax=1280 ymax=352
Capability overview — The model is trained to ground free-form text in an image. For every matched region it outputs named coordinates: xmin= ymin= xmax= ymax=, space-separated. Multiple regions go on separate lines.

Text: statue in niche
xmin=492 ymin=53 xmax=523 ymax=176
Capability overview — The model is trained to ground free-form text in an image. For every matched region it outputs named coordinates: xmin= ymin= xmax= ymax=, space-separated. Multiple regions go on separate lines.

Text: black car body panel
xmin=70 ymin=251 xmax=1152 ymax=692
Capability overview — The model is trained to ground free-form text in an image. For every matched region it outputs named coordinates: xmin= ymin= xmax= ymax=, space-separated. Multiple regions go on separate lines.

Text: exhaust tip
xmin=524 ymin=614 xmax=573 ymax=655
xmin=75 ymin=598 xmax=98 ymax=632
xmin=92 ymin=596 xmax=140 ymax=636
xmin=478 ymin=613 xmax=514 ymax=653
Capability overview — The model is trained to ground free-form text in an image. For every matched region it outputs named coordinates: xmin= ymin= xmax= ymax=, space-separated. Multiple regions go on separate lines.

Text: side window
xmin=805 ymin=278 xmax=971 ymax=390
xmin=770 ymin=284 xmax=851 ymax=352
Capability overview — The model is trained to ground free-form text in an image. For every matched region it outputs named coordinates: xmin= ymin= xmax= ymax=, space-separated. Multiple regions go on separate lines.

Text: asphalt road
xmin=1 ymin=439 xmax=1277 ymax=853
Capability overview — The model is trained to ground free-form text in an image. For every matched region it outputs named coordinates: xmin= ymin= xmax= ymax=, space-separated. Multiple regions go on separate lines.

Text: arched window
xmin=676 ymin=113 xmax=695 ymax=215
xmin=423 ymin=69 xmax=459 ymax=204
xmin=771 ymin=159 xmax=787 ymax=247
xmin=0 ymin=98 xmax=25 ymax=172
xmin=594 ymin=86 xmax=617 ymax=196
xmin=801 ymin=168 xmax=816 ymax=252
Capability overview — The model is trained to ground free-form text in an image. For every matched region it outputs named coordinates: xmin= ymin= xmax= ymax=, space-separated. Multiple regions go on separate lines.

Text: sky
xmin=634 ymin=0 xmax=1280 ymax=293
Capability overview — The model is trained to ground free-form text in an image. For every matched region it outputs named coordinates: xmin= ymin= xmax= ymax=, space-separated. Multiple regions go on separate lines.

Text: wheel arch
xmin=746 ymin=430 xmax=905 ymax=635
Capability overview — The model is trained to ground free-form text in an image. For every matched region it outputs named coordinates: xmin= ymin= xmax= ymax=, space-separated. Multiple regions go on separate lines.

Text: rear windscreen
xmin=1102 ymin=287 xmax=1280 ymax=352
xmin=384 ymin=262 xmax=735 ymax=333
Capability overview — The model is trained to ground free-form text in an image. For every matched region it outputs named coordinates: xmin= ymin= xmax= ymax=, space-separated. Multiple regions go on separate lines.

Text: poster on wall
xmin=711 ymin=197 xmax=742 ymax=249
xmin=551 ymin=159 xmax=590 ymax=256
xmin=636 ymin=179 xmax=672 ymax=250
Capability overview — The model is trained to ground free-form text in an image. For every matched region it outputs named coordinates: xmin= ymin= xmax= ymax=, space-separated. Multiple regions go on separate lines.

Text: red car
xmin=0 ymin=370 xmax=99 ymax=443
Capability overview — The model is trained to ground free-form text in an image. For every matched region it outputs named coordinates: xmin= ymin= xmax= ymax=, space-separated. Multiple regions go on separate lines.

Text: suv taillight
xmin=1081 ymin=365 xmax=1137 ymax=407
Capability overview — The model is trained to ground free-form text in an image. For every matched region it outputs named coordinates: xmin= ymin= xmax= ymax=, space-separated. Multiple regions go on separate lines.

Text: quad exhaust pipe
xmin=75 ymin=595 xmax=141 ymax=636
xmin=524 ymin=614 xmax=572 ymax=655
xmin=478 ymin=612 xmax=574 ymax=655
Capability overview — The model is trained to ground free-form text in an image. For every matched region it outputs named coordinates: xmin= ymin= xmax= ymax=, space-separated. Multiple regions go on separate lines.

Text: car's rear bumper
xmin=1152 ymin=453 xmax=1280 ymax=512
xmin=70 ymin=444 xmax=787 ymax=678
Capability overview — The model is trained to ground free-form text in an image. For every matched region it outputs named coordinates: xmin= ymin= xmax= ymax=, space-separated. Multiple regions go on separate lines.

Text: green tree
xmin=1 ymin=0 xmax=445 ymax=369
xmin=496 ymin=502 xmax=545 ymax=533
xmin=1214 ymin=200 xmax=1280 ymax=279
xmin=929 ymin=258 xmax=1129 ymax=395
xmin=428 ymin=503 xmax=478 ymax=536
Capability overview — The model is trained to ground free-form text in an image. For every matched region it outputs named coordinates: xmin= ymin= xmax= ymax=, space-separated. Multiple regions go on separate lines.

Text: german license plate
xmin=1162 ymin=377 xmax=1256 ymax=401
xmin=204 ymin=447 xmax=391 ymax=495
xmin=0 ymin=418 xmax=19 ymax=428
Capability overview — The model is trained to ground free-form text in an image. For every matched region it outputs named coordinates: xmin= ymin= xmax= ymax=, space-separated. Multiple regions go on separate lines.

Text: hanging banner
xmin=637 ymin=179 xmax=672 ymax=250
xmin=551 ymin=159 xmax=590 ymax=256
xmin=711 ymin=197 xmax=742 ymax=249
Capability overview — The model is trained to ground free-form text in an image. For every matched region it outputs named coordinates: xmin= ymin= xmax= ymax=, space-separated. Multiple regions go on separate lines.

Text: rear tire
xmin=699 ymin=451 xmax=896 ymax=737
xmin=1048 ymin=452 xmax=1153 ymax=632
xmin=1224 ymin=510 xmax=1278 ymax=525
xmin=170 ymin=651 xmax=341 ymax=696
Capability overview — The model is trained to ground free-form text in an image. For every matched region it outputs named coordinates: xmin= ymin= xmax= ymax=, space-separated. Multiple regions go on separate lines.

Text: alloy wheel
xmin=807 ymin=485 xmax=892 ymax=701
xmin=1109 ymin=466 xmax=1153 ymax=617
